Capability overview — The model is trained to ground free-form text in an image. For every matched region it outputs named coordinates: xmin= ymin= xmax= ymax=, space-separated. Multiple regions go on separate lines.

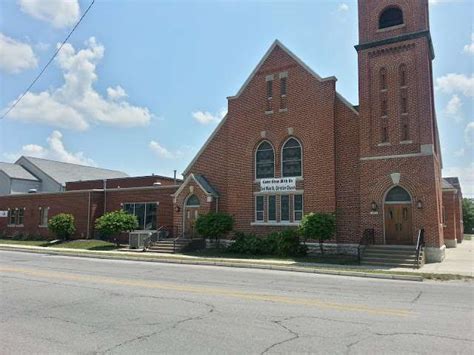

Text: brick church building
xmin=0 ymin=0 xmax=464 ymax=263
xmin=172 ymin=0 xmax=462 ymax=262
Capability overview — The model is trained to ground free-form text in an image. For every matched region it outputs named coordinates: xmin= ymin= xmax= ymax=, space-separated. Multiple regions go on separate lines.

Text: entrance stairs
xmin=146 ymin=238 xmax=192 ymax=254
xmin=360 ymin=245 xmax=424 ymax=269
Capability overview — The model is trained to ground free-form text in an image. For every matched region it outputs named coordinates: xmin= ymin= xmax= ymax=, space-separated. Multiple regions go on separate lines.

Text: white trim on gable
xmin=173 ymin=173 xmax=217 ymax=203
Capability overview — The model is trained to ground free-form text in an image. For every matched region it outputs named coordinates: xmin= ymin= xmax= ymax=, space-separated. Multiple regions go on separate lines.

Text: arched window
xmin=385 ymin=186 xmax=411 ymax=202
xmin=255 ymin=141 xmax=275 ymax=179
xmin=282 ymin=138 xmax=302 ymax=177
xmin=186 ymin=195 xmax=200 ymax=207
xmin=379 ymin=7 xmax=404 ymax=29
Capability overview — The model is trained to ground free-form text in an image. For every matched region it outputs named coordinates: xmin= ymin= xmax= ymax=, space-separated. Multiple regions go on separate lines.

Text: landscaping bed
xmin=0 ymin=239 xmax=119 ymax=251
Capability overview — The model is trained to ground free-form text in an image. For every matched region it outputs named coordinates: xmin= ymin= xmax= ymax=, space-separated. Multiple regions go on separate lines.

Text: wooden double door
xmin=184 ymin=207 xmax=199 ymax=238
xmin=384 ymin=203 xmax=413 ymax=245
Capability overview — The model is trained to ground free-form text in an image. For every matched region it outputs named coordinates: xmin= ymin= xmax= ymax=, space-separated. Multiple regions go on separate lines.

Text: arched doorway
xmin=184 ymin=194 xmax=200 ymax=238
xmin=384 ymin=186 xmax=413 ymax=245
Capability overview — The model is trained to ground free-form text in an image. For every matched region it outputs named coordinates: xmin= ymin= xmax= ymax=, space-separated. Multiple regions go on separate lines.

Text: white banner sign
xmin=0 ymin=211 xmax=8 ymax=218
xmin=260 ymin=178 xmax=296 ymax=192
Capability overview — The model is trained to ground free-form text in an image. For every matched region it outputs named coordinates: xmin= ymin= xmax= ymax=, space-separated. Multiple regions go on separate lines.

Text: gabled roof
xmin=173 ymin=173 xmax=219 ymax=201
xmin=183 ymin=39 xmax=358 ymax=176
xmin=443 ymin=177 xmax=461 ymax=192
xmin=442 ymin=178 xmax=455 ymax=190
xmin=16 ymin=156 xmax=128 ymax=186
xmin=0 ymin=162 xmax=39 ymax=181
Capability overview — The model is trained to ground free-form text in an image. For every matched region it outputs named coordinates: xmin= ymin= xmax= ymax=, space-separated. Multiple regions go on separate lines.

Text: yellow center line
xmin=0 ymin=266 xmax=412 ymax=317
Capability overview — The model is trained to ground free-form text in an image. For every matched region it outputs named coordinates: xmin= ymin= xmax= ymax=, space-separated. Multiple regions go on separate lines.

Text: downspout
xmin=103 ymin=179 xmax=107 ymax=214
xmin=86 ymin=191 xmax=91 ymax=239
xmin=173 ymin=170 xmax=177 ymax=185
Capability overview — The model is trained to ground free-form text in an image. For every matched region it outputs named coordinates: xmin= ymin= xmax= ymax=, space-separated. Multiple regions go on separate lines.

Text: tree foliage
xmin=95 ymin=210 xmax=138 ymax=242
xmin=195 ymin=213 xmax=234 ymax=245
xmin=463 ymin=198 xmax=474 ymax=234
xmin=299 ymin=212 xmax=336 ymax=254
xmin=48 ymin=213 xmax=76 ymax=240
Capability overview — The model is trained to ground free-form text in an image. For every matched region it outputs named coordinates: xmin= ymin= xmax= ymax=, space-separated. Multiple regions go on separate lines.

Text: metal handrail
xmin=358 ymin=228 xmax=375 ymax=263
xmin=414 ymin=228 xmax=425 ymax=269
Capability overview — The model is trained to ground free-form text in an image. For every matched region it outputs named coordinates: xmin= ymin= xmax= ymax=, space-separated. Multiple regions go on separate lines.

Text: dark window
xmin=256 ymin=196 xmax=264 ymax=221
xmin=401 ymin=95 xmax=408 ymax=114
xmin=381 ymin=126 xmax=389 ymax=143
xmin=282 ymin=138 xmax=302 ymax=177
xmin=268 ymin=195 xmax=276 ymax=221
xmin=186 ymin=195 xmax=200 ymax=207
xmin=294 ymin=195 xmax=303 ymax=221
xmin=379 ymin=7 xmax=404 ymax=29
xmin=380 ymin=68 xmax=387 ymax=90
xmin=280 ymin=77 xmax=287 ymax=96
xmin=39 ymin=207 xmax=49 ymax=226
xmin=381 ymin=99 xmax=388 ymax=116
xmin=281 ymin=195 xmax=290 ymax=221
xmin=385 ymin=186 xmax=411 ymax=202
xmin=266 ymin=80 xmax=273 ymax=98
xmin=123 ymin=202 xmax=157 ymax=230
xmin=399 ymin=64 xmax=407 ymax=87
xmin=402 ymin=122 xmax=409 ymax=141
xmin=8 ymin=209 xmax=16 ymax=225
xmin=256 ymin=141 xmax=275 ymax=179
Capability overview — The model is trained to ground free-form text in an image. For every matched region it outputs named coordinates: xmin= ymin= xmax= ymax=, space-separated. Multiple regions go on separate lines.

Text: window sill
xmin=376 ymin=23 xmax=406 ymax=33
xmin=279 ymin=108 xmax=288 ymax=113
xmin=7 ymin=225 xmax=24 ymax=228
xmin=39 ymin=225 xmax=48 ymax=228
xmin=251 ymin=222 xmax=301 ymax=226
xmin=400 ymin=140 xmax=413 ymax=144
xmin=265 ymin=110 xmax=274 ymax=115
xmin=377 ymin=142 xmax=391 ymax=147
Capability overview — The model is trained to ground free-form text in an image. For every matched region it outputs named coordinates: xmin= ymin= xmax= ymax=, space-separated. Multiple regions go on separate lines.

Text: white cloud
xmin=18 ymin=0 xmax=80 ymax=28
xmin=0 ymin=33 xmax=38 ymax=74
xmin=463 ymin=33 xmax=474 ymax=55
xmin=444 ymin=94 xmax=463 ymax=122
xmin=443 ymin=163 xmax=474 ymax=198
xmin=337 ymin=3 xmax=349 ymax=12
xmin=465 ymin=121 xmax=474 ymax=146
xmin=107 ymin=85 xmax=127 ymax=100
xmin=4 ymin=37 xmax=153 ymax=130
xmin=149 ymin=141 xmax=174 ymax=159
xmin=192 ymin=108 xmax=227 ymax=125
xmin=436 ymin=73 xmax=474 ymax=97
xmin=4 ymin=130 xmax=97 ymax=166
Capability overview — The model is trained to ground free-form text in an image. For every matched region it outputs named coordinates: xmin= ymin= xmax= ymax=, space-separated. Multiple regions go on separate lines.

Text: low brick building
xmin=0 ymin=0 xmax=466 ymax=263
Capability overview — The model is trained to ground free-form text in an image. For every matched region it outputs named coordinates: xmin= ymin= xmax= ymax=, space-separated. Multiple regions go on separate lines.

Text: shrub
xmin=463 ymin=198 xmax=474 ymax=234
xmin=227 ymin=229 xmax=307 ymax=257
xmin=299 ymin=212 xmax=336 ymax=255
xmin=195 ymin=212 xmax=234 ymax=246
xmin=95 ymin=210 xmax=138 ymax=245
xmin=48 ymin=213 xmax=76 ymax=240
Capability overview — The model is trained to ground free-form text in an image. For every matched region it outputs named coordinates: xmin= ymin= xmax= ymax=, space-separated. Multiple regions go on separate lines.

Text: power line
xmin=1 ymin=0 xmax=95 ymax=120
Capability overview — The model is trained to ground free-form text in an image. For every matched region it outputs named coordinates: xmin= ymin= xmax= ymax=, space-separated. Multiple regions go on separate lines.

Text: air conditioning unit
xmin=129 ymin=231 xmax=154 ymax=249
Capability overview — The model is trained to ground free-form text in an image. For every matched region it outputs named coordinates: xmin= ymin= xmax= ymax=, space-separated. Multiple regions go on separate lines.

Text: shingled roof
xmin=0 ymin=162 xmax=39 ymax=181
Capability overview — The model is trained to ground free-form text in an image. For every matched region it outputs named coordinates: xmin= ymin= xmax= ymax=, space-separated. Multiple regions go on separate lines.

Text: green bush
xmin=195 ymin=212 xmax=234 ymax=246
xmin=95 ymin=210 xmax=138 ymax=245
xmin=227 ymin=229 xmax=307 ymax=257
xmin=299 ymin=212 xmax=336 ymax=255
xmin=463 ymin=198 xmax=474 ymax=234
xmin=48 ymin=213 xmax=76 ymax=240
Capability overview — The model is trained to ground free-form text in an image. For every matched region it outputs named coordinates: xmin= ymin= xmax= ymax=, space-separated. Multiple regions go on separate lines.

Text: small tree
xmin=299 ymin=212 xmax=336 ymax=255
xmin=95 ymin=210 xmax=138 ymax=246
xmin=463 ymin=198 xmax=474 ymax=234
xmin=48 ymin=213 xmax=76 ymax=241
xmin=195 ymin=212 xmax=234 ymax=247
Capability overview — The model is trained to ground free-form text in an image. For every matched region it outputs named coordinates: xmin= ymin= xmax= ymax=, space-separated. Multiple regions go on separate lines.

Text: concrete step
xmin=363 ymin=257 xmax=417 ymax=263
xmin=361 ymin=261 xmax=417 ymax=268
xmin=366 ymin=245 xmax=415 ymax=251
xmin=364 ymin=250 xmax=418 ymax=257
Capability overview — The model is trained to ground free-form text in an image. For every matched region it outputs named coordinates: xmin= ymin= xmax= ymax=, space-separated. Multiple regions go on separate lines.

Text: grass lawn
xmin=52 ymin=240 xmax=119 ymax=251
xmin=0 ymin=238 xmax=118 ymax=251
xmin=0 ymin=239 xmax=51 ymax=247
xmin=185 ymin=248 xmax=359 ymax=265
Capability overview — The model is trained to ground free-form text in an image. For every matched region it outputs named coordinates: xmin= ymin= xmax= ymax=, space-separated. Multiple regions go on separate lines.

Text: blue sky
xmin=0 ymin=0 xmax=473 ymax=195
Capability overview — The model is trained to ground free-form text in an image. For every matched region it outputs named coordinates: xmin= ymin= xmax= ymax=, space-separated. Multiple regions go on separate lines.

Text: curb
xmin=0 ymin=245 xmax=423 ymax=282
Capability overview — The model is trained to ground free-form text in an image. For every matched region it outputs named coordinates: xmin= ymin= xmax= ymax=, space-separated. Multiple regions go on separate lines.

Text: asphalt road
xmin=0 ymin=251 xmax=473 ymax=354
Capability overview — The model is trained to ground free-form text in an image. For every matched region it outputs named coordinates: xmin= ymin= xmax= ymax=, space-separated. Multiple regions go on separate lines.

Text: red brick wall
xmin=66 ymin=176 xmax=181 ymax=191
xmin=443 ymin=190 xmax=456 ymax=242
xmin=0 ymin=191 xmax=103 ymax=239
